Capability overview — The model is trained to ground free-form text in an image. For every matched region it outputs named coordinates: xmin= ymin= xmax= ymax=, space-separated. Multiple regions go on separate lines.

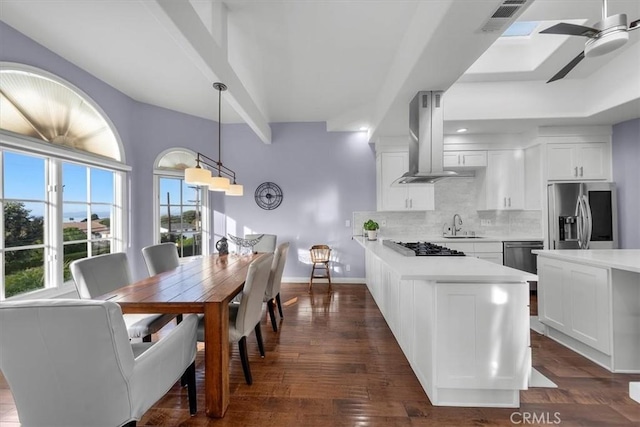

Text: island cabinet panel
xmin=412 ymin=282 xmax=436 ymax=397
xmin=363 ymin=249 xmax=530 ymax=407
xmin=435 ymin=283 xmax=530 ymax=390
xmin=398 ymin=278 xmax=415 ymax=356
xmin=538 ymin=257 xmax=611 ymax=355
xmin=538 ymin=259 xmax=567 ymax=331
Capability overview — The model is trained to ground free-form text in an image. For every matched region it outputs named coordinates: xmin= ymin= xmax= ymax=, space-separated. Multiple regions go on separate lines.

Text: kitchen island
xmin=355 ymin=236 xmax=536 ymax=408
xmin=533 ymin=250 xmax=640 ymax=374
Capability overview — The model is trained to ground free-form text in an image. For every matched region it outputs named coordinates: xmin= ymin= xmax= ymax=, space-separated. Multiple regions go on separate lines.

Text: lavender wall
xmin=219 ymin=122 xmax=375 ymax=280
xmin=612 ymin=118 xmax=640 ymax=249
xmin=1 ymin=21 xmax=377 ymax=281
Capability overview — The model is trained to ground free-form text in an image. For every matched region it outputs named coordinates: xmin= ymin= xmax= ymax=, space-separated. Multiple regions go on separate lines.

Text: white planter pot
xmin=367 ymin=230 xmax=378 ymax=241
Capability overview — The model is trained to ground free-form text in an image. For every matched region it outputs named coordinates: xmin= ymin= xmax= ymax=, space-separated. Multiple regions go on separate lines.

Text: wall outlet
xmin=380 ymin=220 xmax=387 ymax=226
xmin=346 ymin=264 xmax=351 ymax=272
xmin=345 ymin=219 xmax=351 ymax=227
xmin=480 ymin=219 xmax=492 ymax=226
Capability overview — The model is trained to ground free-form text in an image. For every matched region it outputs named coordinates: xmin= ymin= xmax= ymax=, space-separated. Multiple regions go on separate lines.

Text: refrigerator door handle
xmin=575 ymin=197 xmax=583 ymax=249
xmin=582 ymin=195 xmax=593 ymax=250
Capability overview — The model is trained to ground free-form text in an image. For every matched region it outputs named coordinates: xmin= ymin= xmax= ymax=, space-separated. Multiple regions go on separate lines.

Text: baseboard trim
xmin=282 ymin=277 xmax=365 ymax=284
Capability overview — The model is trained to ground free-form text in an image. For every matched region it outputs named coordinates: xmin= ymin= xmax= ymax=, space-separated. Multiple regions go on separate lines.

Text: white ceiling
xmin=1 ymin=0 xmax=639 ymax=142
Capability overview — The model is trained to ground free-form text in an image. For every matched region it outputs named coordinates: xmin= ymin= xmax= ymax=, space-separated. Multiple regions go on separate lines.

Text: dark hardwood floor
xmin=1 ymin=283 xmax=638 ymax=426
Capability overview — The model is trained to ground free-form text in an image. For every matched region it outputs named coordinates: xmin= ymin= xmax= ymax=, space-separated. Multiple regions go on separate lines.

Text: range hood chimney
xmin=396 ymin=91 xmax=458 ymax=184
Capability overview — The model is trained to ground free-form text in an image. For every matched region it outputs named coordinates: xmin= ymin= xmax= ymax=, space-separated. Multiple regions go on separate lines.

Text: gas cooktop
xmin=383 ymin=240 xmax=466 ymax=257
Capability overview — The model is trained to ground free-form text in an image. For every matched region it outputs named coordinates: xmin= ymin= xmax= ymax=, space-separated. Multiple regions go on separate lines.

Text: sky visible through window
xmin=502 ymin=21 xmax=539 ymax=37
xmin=3 ymin=152 xmax=113 ymax=219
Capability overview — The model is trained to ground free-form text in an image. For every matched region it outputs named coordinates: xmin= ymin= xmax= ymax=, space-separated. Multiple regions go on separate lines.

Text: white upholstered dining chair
xmin=141 ymin=242 xmax=180 ymax=276
xmin=0 ymin=299 xmax=198 ymax=427
xmin=264 ymin=242 xmax=289 ymax=332
xmin=70 ymin=252 xmax=176 ymax=342
xmin=245 ymin=233 xmax=277 ymax=253
xmin=197 ymin=253 xmax=273 ymax=385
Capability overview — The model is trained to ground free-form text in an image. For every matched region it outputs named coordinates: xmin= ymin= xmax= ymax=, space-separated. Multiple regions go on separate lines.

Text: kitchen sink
xmin=442 ymin=235 xmax=484 ymax=239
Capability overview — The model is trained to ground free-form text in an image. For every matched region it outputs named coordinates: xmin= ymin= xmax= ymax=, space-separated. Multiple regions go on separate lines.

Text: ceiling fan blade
xmin=540 ymin=22 xmax=599 ymax=37
xmin=629 ymin=18 xmax=640 ymax=31
xmin=547 ymin=51 xmax=586 ymax=83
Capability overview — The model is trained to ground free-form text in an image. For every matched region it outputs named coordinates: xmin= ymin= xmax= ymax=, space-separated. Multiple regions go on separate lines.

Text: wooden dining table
xmin=95 ymin=252 xmax=265 ymax=418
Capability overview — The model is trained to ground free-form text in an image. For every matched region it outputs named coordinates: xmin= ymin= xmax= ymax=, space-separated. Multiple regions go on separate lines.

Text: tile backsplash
xmin=354 ymin=177 xmax=542 ymax=238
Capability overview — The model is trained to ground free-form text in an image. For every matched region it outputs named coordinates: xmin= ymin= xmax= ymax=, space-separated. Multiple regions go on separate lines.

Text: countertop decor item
xmin=184 ymin=82 xmax=243 ymax=196
xmin=255 ymin=182 xmax=283 ymax=210
xmin=228 ymin=234 xmax=263 ymax=255
xmin=363 ymin=219 xmax=379 ymax=241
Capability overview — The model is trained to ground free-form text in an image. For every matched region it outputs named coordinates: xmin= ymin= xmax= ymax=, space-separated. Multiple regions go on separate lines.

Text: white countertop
xmin=355 ymin=236 xmax=536 ymax=282
xmin=533 ymin=249 xmax=640 ymax=274
xmin=368 ymin=234 xmax=543 ymax=243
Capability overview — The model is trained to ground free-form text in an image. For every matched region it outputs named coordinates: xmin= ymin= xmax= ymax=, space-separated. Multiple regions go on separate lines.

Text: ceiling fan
xmin=540 ymin=0 xmax=639 ymax=83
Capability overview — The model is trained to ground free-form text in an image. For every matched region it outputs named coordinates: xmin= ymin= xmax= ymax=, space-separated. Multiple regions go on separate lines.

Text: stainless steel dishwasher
xmin=503 ymin=241 xmax=544 ymax=292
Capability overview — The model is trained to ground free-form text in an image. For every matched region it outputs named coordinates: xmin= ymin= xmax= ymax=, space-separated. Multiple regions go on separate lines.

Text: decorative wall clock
xmin=254 ymin=182 xmax=283 ymax=210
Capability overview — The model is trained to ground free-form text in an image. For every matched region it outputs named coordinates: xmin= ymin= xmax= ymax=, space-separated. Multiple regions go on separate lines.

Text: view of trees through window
xmin=158 ymin=176 xmax=202 ymax=258
xmin=2 ymin=151 xmax=116 ymax=299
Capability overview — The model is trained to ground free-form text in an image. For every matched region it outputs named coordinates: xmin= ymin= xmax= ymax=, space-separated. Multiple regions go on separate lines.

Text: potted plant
xmin=363 ymin=219 xmax=379 ymax=241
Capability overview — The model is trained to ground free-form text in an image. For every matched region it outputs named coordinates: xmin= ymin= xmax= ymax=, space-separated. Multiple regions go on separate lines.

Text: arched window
xmin=153 ymin=149 xmax=209 ymax=258
xmin=0 ymin=63 xmax=128 ymax=300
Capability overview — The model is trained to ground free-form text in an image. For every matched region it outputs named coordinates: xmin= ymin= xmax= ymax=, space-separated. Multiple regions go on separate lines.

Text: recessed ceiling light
xmin=359 ymin=126 xmax=368 ymax=131
xmin=456 ymin=128 xmax=468 ymax=133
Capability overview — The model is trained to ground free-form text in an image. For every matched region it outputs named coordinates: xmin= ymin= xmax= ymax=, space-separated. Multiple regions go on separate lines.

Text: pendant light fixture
xmin=184 ymin=82 xmax=243 ymax=196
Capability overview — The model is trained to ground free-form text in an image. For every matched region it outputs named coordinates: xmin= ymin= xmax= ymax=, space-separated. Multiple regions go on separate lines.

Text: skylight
xmin=501 ymin=21 xmax=539 ymax=37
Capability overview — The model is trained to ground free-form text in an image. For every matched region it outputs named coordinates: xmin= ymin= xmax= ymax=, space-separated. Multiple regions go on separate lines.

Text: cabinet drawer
xmin=473 ymin=242 xmax=503 ymax=253
xmin=475 ymin=253 xmax=503 ymax=264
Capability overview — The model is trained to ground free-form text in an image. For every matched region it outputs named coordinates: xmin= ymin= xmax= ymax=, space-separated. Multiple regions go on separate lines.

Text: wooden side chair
xmin=309 ymin=244 xmax=332 ymax=293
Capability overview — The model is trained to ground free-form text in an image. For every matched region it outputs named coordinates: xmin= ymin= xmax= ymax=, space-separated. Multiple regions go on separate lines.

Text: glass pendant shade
xmin=208 ymin=176 xmax=230 ymax=192
xmin=226 ymin=183 xmax=244 ymax=196
xmin=184 ymin=167 xmax=212 ymax=186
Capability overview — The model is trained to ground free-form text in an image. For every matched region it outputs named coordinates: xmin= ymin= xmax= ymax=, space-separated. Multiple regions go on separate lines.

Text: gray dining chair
xmin=141 ymin=242 xmax=180 ymax=276
xmin=0 ymin=299 xmax=198 ymax=427
xmin=197 ymin=253 xmax=274 ymax=385
xmin=245 ymin=233 xmax=277 ymax=253
xmin=264 ymin=242 xmax=289 ymax=332
xmin=70 ymin=252 xmax=176 ymax=342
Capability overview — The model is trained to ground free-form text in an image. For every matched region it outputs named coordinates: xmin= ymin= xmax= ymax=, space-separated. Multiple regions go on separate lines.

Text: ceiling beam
xmin=144 ymin=0 xmax=272 ymax=144
xmin=368 ymin=0 xmax=533 ymax=140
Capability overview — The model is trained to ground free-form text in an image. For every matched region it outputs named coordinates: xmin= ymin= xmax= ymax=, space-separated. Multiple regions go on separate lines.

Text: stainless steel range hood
xmin=396 ymin=91 xmax=458 ymax=184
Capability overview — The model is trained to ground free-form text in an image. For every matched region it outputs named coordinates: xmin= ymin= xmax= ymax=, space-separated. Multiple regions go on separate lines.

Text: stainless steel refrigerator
xmin=547 ymin=182 xmax=618 ymax=249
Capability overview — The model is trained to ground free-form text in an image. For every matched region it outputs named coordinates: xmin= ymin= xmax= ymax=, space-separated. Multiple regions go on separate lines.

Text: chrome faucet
xmin=452 ymin=214 xmax=463 ymax=236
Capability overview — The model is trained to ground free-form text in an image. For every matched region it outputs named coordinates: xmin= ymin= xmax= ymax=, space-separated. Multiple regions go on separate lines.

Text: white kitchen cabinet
xmin=377 ymin=151 xmax=435 ymax=211
xmin=363 ymin=246 xmax=530 ymax=407
xmin=443 ymin=150 xmax=487 ymax=168
xmin=547 ymin=143 xmax=610 ymax=181
xmin=538 ymin=257 xmax=611 ymax=355
xmin=444 ymin=241 xmax=503 ymax=264
xmin=436 ymin=282 xmax=529 ymax=390
xmin=477 ymin=150 xmax=524 ymax=210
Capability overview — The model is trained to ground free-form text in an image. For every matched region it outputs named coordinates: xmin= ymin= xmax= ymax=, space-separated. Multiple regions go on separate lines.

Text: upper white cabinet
xmin=477 ymin=150 xmax=524 ymax=210
xmin=443 ymin=151 xmax=487 ymax=168
xmin=377 ymin=151 xmax=435 ymax=211
xmin=547 ymin=143 xmax=610 ymax=181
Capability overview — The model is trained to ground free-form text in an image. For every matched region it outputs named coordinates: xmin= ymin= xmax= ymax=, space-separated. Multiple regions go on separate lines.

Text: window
xmin=2 ymin=152 xmax=47 ymax=298
xmin=62 ymin=163 xmax=116 ymax=282
xmin=154 ymin=149 xmax=209 ymax=258
xmin=501 ymin=21 xmax=539 ymax=37
xmin=1 ymin=63 xmax=127 ymax=300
